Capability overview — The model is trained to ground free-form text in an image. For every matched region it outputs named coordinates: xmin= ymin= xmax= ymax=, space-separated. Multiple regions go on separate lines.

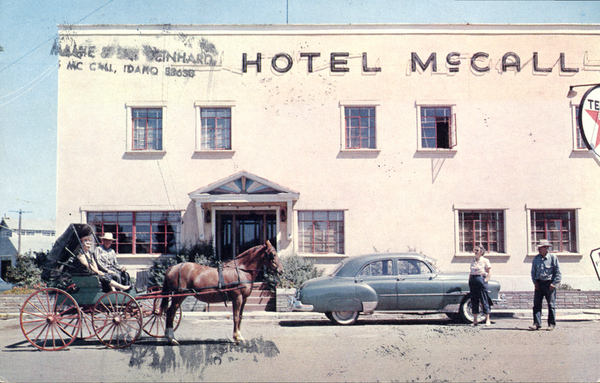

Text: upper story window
xmin=126 ymin=103 xmax=166 ymax=153
xmin=88 ymin=211 xmax=181 ymax=255
xmin=201 ymin=108 xmax=231 ymax=150
xmin=458 ymin=210 xmax=506 ymax=254
xmin=418 ymin=105 xmax=456 ymax=149
xmin=132 ymin=108 xmax=163 ymax=151
xmin=298 ymin=210 xmax=345 ymax=254
xmin=529 ymin=209 xmax=578 ymax=254
xmin=195 ymin=101 xmax=235 ymax=152
xmin=344 ymin=106 xmax=376 ymax=149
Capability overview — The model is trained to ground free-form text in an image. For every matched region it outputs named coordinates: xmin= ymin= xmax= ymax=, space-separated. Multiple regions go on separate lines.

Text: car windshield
xmin=425 ymin=257 xmax=440 ymax=273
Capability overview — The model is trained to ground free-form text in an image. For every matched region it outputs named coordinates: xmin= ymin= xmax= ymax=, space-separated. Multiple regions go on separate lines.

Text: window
xmin=530 ymin=210 xmax=578 ymax=253
xmin=201 ymin=108 xmax=231 ymax=150
xmin=298 ymin=211 xmax=344 ymax=254
xmin=419 ymin=106 xmax=456 ymax=149
xmin=573 ymin=106 xmax=587 ymax=150
xmin=87 ymin=211 xmax=181 ymax=255
xmin=132 ymin=108 xmax=163 ymax=150
xmin=195 ymin=101 xmax=235 ymax=152
xmin=358 ymin=260 xmax=393 ymax=277
xmin=458 ymin=210 xmax=506 ymax=254
xmin=344 ymin=106 xmax=376 ymax=149
xmin=397 ymin=260 xmax=432 ymax=275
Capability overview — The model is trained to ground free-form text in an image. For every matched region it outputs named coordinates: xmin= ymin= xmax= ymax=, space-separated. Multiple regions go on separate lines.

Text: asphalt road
xmin=1 ymin=312 xmax=600 ymax=382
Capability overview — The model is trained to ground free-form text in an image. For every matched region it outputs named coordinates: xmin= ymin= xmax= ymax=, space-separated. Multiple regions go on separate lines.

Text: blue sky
xmin=0 ymin=0 xmax=598 ymax=221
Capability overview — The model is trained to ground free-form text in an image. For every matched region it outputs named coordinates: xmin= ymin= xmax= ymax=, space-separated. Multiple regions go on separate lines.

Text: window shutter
xmin=449 ymin=112 xmax=457 ymax=148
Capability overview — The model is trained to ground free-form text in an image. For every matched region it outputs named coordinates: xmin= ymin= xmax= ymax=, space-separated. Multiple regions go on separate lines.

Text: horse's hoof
xmin=168 ymin=339 xmax=180 ymax=346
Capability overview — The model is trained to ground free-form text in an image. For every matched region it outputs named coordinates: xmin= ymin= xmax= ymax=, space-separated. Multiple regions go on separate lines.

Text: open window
xmin=418 ymin=104 xmax=457 ymax=150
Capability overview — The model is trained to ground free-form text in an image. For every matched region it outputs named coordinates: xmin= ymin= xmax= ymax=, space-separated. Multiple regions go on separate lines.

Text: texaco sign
xmin=579 ymin=85 xmax=600 ymax=156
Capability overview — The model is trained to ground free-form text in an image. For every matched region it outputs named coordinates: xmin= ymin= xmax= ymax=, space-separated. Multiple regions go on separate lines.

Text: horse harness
xmin=172 ymin=260 xmax=261 ymax=304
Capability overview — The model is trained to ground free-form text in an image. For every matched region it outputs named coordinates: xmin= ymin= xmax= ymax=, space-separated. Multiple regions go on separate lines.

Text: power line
xmin=0 ymin=61 xmax=58 ymax=108
xmin=0 ymin=0 xmax=116 ymax=74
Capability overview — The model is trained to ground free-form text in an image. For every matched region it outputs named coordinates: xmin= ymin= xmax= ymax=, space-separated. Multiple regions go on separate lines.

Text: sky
xmin=0 ymin=0 xmax=599 ymax=222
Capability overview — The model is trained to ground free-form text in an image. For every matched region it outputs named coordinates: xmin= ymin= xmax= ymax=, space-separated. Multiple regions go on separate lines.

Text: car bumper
xmin=289 ymin=296 xmax=314 ymax=312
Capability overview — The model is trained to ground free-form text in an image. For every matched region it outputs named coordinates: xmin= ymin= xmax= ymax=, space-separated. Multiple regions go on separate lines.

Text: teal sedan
xmin=290 ymin=253 xmax=503 ymax=325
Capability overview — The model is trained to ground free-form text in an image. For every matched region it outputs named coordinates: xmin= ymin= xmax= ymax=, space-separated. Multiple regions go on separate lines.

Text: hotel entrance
xmin=216 ymin=210 xmax=277 ymax=262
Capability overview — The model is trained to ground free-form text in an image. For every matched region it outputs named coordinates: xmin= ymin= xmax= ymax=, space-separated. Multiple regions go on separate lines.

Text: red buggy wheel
xmin=20 ymin=288 xmax=82 ymax=351
xmin=92 ymin=291 xmax=143 ymax=348
xmin=140 ymin=298 xmax=182 ymax=337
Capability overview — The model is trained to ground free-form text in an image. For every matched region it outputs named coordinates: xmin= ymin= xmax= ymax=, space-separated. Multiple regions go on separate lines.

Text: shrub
xmin=5 ymin=251 xmax=45 ymax=288
xmin=278 ymin=254 xmax=324 ymax=289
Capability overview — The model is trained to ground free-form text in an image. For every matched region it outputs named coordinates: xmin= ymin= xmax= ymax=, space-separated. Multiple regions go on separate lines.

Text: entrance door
xmin=216 ymin=211 xmax=276 ymax=262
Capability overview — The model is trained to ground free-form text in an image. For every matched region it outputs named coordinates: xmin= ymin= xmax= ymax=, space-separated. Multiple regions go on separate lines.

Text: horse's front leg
xmin=232 ymin=294 xmax=246 ymax=344
xmin=165 ymin=297 xmax=184 ymax=345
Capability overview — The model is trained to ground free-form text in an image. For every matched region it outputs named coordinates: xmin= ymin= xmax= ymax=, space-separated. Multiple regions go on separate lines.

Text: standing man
xmin=95 ymin=233 xmax=129 ymax=286
xmin=530 ymin=239 xmax=561 ymax=331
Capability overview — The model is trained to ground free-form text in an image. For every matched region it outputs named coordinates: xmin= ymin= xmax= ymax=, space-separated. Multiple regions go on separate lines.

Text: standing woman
xmin=469 ymin=245 xmax=492 ymax=326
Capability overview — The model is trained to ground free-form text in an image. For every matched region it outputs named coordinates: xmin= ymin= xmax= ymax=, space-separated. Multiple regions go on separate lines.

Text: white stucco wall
xmin=56 ymin=24 xmax=600 ymax=290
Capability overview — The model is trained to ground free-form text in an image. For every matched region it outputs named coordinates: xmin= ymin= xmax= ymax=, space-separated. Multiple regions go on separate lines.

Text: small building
xmin=0 ymin=217 xmax=56 ymax=279
xmin=55 ymin=24 xmax=600 ymax=290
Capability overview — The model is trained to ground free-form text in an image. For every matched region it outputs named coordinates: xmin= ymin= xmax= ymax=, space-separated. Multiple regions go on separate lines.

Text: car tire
xmin=328 ymin=310 xmax=359 ymax=325
xmin=458 ymin=296 xmax=487 ymax=324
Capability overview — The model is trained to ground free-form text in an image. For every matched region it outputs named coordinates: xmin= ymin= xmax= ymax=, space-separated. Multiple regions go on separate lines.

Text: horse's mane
xmin=232 ymin=243 xmax=266 ymax=261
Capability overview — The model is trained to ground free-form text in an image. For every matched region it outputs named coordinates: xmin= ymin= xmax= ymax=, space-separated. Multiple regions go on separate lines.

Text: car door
xmin=355 ymin=259 xmax=397 ymax=310
xmin=396 ymin=259 xmax=445 ymax=310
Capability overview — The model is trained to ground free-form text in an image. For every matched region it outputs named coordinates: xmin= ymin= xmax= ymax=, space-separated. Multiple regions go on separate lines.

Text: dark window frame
xmin=458 ymin=210 xmax=506 ymax=254
xmin=132 ymin=108 xmax=163 ymax=151
xmin=201 ymin=107 xmax=232 ymax=150
xmin=530 ymin=210 xmax=578 ymax=253
xmin=298 ymin=210 xmax=345 ymax=254
xmin=87 ymin=211 xmax=181 ymax=255
xmin=344 ymin=106 xmax=376 ymax=149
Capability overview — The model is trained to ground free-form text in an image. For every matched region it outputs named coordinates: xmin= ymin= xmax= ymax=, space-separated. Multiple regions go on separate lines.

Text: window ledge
xmin=340 ymin=149 xmax=381 ymax=153
xmin=298 ymin=253 xmax=347 ymax=258
xmin=124 ymin=150 xmax=166 ymax=155
xmin=116 ymin=253 xmax=175 ymax=259
xmin=417 ymin=148 xmax=457 ymax=153
xmin=194 ymin=150 xmax=235 ymax=154
xmin=454 ymin=253 xmax=510 ymax=258
xmin=526 ymin=253 xmax=583 ymax=257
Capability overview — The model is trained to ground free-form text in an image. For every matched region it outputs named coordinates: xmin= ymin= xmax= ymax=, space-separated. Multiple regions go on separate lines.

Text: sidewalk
xmin=3 ymin=308 xmax=599 ymax=322
xmin=180 ymin=308 xmax=600 ymax=322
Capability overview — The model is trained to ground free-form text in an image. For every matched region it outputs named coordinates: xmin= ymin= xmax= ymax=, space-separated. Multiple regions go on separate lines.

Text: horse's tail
xmin=160 ymin=265 xmax=176 ymax=312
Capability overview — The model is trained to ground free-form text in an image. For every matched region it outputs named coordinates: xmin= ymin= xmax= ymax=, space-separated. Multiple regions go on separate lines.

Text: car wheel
xmin=459 ymin=296 xmax=487 ymax=324
xmin=329 ymin=310 xmax=359 ymax=325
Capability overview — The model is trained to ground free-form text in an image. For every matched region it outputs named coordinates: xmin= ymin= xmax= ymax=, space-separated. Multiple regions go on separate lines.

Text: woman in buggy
xmin=73 ymin=235 xmax=131 ymax=292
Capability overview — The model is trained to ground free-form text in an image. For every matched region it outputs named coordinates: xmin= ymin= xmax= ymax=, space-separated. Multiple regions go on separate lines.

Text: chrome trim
xmin=289 ymin=296 xmax=314 ymax=312
xmin=362 ymin=301 xmax=377 ymax=314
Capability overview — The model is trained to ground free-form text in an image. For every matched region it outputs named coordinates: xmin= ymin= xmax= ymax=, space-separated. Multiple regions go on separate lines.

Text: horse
xmin=160 ymin=240 xmax=283 ymax=345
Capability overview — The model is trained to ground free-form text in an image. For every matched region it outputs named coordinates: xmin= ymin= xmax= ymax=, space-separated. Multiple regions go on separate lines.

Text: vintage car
xmin=290 ymin=253 xmax=503 ymax=325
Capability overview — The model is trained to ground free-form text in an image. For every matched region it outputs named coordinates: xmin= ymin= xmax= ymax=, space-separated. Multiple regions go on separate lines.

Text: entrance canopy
xmin=188 ymin=171 xmax=299 ymax=241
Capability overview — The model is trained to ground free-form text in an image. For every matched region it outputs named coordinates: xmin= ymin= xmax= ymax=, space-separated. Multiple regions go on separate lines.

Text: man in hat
xmin=95 ymin=232 xmax=129 ymax=286
xmin=529 ymin=239 xmax=562 ymax=331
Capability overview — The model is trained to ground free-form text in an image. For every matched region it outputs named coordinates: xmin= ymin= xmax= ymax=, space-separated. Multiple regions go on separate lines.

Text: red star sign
xmin=586 ymin=109 xmax=600 ymax=148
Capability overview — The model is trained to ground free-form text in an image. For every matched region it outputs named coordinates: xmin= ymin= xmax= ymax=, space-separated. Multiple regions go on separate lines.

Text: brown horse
xmin=160 ymin=240 xmax=283 ymax=345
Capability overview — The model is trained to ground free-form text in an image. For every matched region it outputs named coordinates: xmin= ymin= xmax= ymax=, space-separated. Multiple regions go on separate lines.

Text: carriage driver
xmin=95 ymin=233 xmax=130 ymax=286
xmin=73 ymin=235 xmax=131 ymax=292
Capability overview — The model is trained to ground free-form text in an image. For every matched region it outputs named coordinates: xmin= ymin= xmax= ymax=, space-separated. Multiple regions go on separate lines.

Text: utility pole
xmin=9 ymin=209 xmax=32 ymax=255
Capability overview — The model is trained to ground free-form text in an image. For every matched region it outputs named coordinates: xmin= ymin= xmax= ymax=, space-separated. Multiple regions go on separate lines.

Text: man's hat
xmin=537 ymin=239 xmax=552 ymax=248
xmin=99 ymin=233 xmax=115 ymax=241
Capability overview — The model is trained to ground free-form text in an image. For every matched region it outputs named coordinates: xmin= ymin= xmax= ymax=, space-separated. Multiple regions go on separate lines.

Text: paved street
xmin=1 ymin=310 xmax=600 ymax=382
